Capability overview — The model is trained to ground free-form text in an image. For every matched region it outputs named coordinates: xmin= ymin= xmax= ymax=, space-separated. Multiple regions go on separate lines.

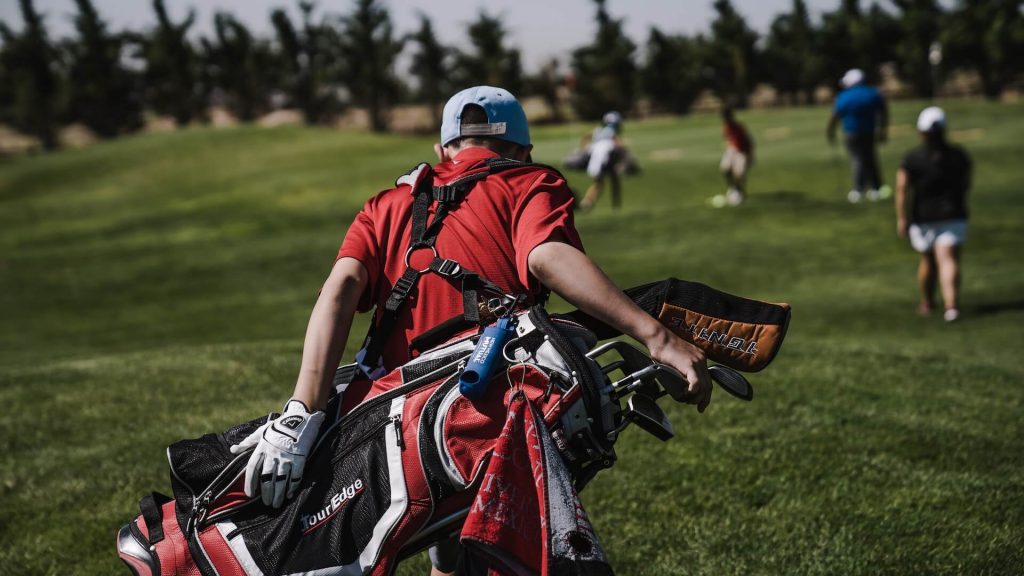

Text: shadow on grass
xmin=969 ymin=298 xmax=1024 ymax=317
xmin=753 ymin=189 xmax=840 ymax=209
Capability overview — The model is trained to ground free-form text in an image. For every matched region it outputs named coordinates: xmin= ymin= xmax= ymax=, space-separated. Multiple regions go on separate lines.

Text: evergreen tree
xmin=892 ymin=0 xmax=944 ymax=97
xmin=820 ymin=0 xmax=898 ymax=87
xmin=943 ymin=0 xmax=1024 ymax=99
xmin=140 ymin=0 xmax=202 ymax=126
xmin=705 ymin=0 xmax=758 ymax=107
xmin=0 ymin=0 xmax=61 ymax=149
xmin=642 ymin=28 xmax=702 ymax=114
xmin=271 ymin=2 xmax=337 ymax=124
xmin=570 ymin=0 xmax=637 ymax=119
xmin=408 ymin=14 xmax=450 ymax=129
xmin=763 ymin=0 xmax=822 ymax=104
xmin=202 ymin=13 xmax=276 ymax=121
xmin=525 ymin=58 xmax=565 ymax=123
xmin=65 ymin=0 xmax=142 ymax=137
xmin=453 ymin=11 xmax=523 ymax=96
xmin=337 ymin=0 xmax=404 ymax=132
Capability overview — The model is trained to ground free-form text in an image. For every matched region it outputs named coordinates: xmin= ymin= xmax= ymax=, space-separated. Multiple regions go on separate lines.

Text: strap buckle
xmin=432 ymin=258 xmax=463 ymax=278
xmin=433 ymin=185 xmax=461 ymax=203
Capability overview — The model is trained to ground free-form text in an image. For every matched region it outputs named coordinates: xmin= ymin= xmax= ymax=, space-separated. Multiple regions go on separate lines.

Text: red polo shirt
xmin=337 ymin=148 xmax=583 ymax=371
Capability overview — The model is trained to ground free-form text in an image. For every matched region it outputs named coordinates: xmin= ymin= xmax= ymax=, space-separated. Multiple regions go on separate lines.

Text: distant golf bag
xmin=117 ymin=280 xmax=791 ymax=576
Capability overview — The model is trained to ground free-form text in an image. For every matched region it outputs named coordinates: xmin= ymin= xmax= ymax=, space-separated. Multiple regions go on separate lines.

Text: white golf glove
xmin=230 ymin=399 xmax=325 ymax=508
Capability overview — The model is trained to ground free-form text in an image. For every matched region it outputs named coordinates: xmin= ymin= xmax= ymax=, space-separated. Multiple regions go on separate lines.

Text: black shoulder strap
xmin=358 ymin=159 xmax=541 ymax=377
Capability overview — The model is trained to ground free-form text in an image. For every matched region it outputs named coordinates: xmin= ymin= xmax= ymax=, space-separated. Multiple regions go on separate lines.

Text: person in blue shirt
xmin=827 ymin=68 xmax=890 ymax=203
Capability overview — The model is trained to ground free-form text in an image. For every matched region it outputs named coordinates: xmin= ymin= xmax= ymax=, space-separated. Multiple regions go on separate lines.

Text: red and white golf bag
xmin=117 ymin=279 xmax=791 ymax=576
xmin=118 ymin=306 xmax=628 ymax=576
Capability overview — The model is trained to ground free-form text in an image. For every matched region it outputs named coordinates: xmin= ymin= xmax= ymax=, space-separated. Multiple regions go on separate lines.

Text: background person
xmin=827 ymin=68 xmax=889 ymax=203
xmin=579 ymin=111 xmax=625 ymax=210
xmin=229 ymin=86 xmax=712 ymax=575
xmin=896 ymin=106 xmax=971 ymax=322
xmin=711 ymin=106 xmax=754 ymax=207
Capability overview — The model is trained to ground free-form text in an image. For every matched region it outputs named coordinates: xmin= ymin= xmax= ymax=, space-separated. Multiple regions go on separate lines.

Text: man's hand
xmin=644 ymin=328 xmax=712 ymax=413
xmin=527 ymin=242 xmax=714 ymax=413
xmin=230 ymin=399 xmax=325 ymax=508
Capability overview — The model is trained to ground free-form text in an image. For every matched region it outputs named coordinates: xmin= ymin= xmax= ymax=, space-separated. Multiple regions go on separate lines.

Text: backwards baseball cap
xmin=840 ymin=68 xmax=865 ymax=88
xmin=602 ymin=111 xmax=623 ymax=126
xmin=917 ymin=106 xmax=946 ymax=132
xmin=440 ymin=86 xmax=530 ymax=147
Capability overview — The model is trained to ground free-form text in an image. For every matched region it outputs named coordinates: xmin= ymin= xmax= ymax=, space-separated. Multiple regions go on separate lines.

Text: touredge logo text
xmin=301 ymin=479 xmax=364 ymax=534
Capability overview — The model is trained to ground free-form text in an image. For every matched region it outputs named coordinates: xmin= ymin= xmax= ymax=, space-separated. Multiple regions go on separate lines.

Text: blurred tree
xmin=202 ymin=13 xmax=277 ymax=121
xmin=570 ymin=0 xmax=637 ymax=120
xmin=705 ymin=0 xmax=758 ymax=107
xmin=271 ymin=2 xmax=337 ymax=124
xmin=763 ymin=0 xmax=822 ymax=104
xmin=525 ymin=57 xmax=565 ymax=123
xmin=0 ymin=0 xmax=61 ymax=149
xmin=139 ymin=0 xmax=202 ymax=126
xmin=408 ymin=14 xmax=450 ymax=129
xmin=820 ymin=0 xmax=898 ymax=87
xmin=943 ymin=0 xmax=1024 ymax=99
xmin=892 ymin=0 xmax=944 ymax=97
xmin=336 ymin=0 xmax=403 ymax=132
xmin=641 ymin=28 xmax=703 ymax=114
xmin=453 ymin=11 xmax=523 ymax=96
xmin=65 ymin=0 xmax=142 ymax=137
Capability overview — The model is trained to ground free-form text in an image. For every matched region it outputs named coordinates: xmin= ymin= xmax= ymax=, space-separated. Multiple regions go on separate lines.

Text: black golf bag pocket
xmin=217 ymin=394 xmax=409 ymax=574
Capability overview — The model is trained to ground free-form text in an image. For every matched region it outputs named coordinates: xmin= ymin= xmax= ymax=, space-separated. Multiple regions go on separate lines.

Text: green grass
xmin=1 ymin=99 xmax=1022 ymax=575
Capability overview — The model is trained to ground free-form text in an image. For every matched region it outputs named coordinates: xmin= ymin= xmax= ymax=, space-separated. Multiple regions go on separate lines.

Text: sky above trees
xmin=0 ymin=0 xmax=954 ymax=71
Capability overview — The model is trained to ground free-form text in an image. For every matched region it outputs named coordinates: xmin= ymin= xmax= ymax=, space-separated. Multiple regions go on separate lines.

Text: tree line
xmin=2 ymin=0 xmax=1022 ymax=151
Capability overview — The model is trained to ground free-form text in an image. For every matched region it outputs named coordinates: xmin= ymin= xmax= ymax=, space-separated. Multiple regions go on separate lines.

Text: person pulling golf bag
xmin=117 ymin=280 xmax=790 ymax=576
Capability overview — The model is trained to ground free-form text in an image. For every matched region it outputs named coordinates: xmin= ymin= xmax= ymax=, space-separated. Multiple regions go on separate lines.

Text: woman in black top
xmin=895 ymin=106 xmax=971 ymax=322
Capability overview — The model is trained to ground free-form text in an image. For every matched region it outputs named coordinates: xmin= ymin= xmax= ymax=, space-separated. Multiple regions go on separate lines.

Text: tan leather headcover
xmin=658 ymin=302 xmax=791 ymax=372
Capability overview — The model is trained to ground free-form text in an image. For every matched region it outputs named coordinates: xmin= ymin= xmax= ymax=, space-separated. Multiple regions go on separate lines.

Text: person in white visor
xmin=895 ymin=106 xmax=972 ymax=322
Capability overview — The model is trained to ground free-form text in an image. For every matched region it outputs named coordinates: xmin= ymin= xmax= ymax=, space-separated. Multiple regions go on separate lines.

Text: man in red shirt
xmin=713 ymin=106 xmax=754 ymax=207
xmin=231 ymin=86 xmax=712 ymax=575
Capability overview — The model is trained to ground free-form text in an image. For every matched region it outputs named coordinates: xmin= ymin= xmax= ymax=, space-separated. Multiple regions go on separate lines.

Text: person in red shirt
xmin=712 ymin=106 xmax=754 ymax=207
xmin=230 ymin=86 xmax=712 ymax=575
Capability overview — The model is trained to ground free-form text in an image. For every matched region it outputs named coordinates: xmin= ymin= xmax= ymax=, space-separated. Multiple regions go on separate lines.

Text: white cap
xmin=602 ymin=111 xmax=622 ymax=126
xmin=840 ymin=68 xmax=865 ymax=88
xmin=917 ymin=106 xmax=946 ymax=132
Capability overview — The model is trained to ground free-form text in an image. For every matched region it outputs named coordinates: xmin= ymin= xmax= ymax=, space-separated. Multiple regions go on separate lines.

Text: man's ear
xmin=434 ymin=143 xmax=451 ymax=163
xmin=518 ymin=144 xmax=534 ymax=163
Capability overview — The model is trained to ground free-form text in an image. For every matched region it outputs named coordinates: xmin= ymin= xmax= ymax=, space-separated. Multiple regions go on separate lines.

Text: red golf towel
xmin=460 ymin=393 xmax=613 ymax=576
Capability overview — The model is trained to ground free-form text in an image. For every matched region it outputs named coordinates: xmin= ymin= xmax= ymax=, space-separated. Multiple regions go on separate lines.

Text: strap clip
xmin=433 ymin=185 xmax=462 ymax=203
xmin=431 ymin=258 xmax=463 ymax=278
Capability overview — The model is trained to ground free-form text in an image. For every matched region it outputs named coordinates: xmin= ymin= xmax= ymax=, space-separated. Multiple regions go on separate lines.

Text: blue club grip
xmin=459 ymin=317 xmax=517 ymax=400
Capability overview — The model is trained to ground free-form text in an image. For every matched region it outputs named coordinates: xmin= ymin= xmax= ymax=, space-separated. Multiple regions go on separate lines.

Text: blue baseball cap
xmin=440 ymin=86 xmax=530 ymax=147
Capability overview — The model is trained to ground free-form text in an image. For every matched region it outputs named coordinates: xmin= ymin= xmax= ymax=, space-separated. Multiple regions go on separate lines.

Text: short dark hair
xmin=447 ymin=104 xmax=526 ymax=158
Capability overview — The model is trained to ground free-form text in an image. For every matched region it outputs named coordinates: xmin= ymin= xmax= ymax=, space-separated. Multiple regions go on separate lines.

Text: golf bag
xmin=117 ymin=306 xmax=622 ymax=576
xmin=117 ymin=280 xmax=791 ymax=576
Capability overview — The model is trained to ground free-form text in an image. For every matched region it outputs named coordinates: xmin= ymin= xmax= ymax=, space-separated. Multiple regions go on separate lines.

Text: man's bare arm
xmin=528 ymin=242 xmax=712 ymax=412
xmin=878 ymin=98 xmax=889 ymax=143
xmin=895 ymin=168 xmax=909 ymax=238
xmin=291 ymin=257 xmax=368 ymax=411
xmin=827 ymin=113 xmax=840 ymax=144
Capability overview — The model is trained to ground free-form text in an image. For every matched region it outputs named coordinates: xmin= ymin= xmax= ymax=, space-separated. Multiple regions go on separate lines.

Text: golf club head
xmin=625 ymin=394 xmax=674 ymax=441
xmin=709 ymin=365 xmax=753 ymax=401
